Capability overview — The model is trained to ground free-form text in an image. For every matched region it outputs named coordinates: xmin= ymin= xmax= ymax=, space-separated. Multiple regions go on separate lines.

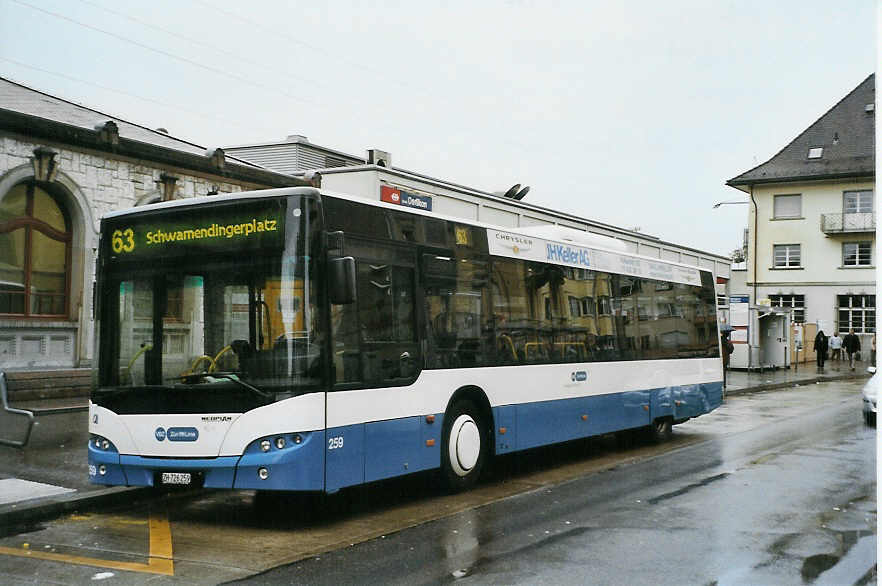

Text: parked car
xmin=861 ymin=374 xmax=877 ymax=426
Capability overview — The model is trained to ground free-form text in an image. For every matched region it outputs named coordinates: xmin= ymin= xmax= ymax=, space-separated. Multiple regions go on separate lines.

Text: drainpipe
xmin=749 ymin=185 xmax=759 ymax=371
xmin=750 ymin=184 xmax=758 ymax=305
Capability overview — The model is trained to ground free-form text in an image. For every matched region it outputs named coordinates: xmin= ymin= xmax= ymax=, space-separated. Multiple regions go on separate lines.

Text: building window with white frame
xmin=843 ymin=242 xmax=872 ymax=267
xmin=843 ymin=190 xmax=873 ymax=213
xmin=837 ymin=295 xmax=875 ymax=333
xmin=773 ymin=244 xmax=801 ymax=268
xmin=769 ymin=294 xmax=805 ymax=323
xmin=773 ymin=194 xmax=802 ymax=219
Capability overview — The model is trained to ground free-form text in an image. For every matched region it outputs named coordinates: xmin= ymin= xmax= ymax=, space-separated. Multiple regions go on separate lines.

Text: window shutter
xmin=773 ymin=194 xmax=801 ymax=218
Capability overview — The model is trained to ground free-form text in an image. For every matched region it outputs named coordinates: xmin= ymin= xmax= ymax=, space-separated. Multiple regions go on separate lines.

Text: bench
xmin=3 ymin=369 xmax=91 ymax=401
xmin=1 ymin=369 xmax=91 ymax=447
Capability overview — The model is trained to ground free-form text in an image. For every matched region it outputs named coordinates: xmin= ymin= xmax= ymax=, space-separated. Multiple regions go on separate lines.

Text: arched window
xmin=0 ymin=182 xmax=71 ymax=316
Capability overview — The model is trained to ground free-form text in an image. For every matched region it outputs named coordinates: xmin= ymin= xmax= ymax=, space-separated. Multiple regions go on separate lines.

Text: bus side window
xmin=424 ymin=254 xmax=491 ymax=368
xmin=490 ymin=258 xmax=532 ymax=365
xmin=331 ymin=300 xmax=360 ymax=384
xmin=332 ymin=258 xmax=417 ymax=386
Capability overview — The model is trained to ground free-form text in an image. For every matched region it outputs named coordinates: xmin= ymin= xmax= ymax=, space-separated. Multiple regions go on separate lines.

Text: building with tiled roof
xmin=726 ymin=74 xmax=875 ymax=365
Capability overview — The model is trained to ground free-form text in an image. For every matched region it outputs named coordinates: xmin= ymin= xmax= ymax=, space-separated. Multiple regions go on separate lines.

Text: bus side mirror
xmin=329 ymin=256 xmax=356 ymax=304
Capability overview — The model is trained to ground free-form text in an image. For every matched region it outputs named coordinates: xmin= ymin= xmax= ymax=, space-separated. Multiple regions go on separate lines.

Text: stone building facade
xmin=0 ymin=77 xmax=307 ymax=372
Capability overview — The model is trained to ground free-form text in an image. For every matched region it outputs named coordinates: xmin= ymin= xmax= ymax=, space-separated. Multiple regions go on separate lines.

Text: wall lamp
xmin=157 ymin=172 xmax=178 ymax=201
xmin=32 ymin=146 xmax=59 ymax=183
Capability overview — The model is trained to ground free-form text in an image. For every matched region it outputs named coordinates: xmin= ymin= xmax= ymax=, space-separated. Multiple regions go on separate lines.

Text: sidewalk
xmin=725 ymin=359 xmax=873 ymax=394
xmin=0 ymin=409 xmax=151 ymax=526
xmin=0 ymin=365 xmax=873 ymax=526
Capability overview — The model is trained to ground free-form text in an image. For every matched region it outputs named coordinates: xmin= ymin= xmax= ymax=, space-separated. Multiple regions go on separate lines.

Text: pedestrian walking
xmin=814 ymin=330 xmax=828 ymax=372
xmin=871 ymin=334 xmax=876 ymax=368
xmin=843 ymin=329 xmax=861 ymax=371
xmin=829 ymin=332 xmax=843 ymax=368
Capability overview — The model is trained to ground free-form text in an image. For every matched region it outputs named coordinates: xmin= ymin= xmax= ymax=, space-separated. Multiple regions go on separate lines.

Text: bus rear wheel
xmin=647 ymin=417 xmax=673 ymax=443
xmin=441 ymin=400 xmax=487 ymax=491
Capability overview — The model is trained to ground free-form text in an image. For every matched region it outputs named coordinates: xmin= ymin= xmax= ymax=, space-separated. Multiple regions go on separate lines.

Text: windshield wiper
xmin=171 ymin=372 xmax=273 ymax=399
xmin=210 ymin=373 xmax=274 ymax=400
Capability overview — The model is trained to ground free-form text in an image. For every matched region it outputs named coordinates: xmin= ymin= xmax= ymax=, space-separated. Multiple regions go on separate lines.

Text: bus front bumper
xmin=87 ymin=432 xmax=324 ymax=491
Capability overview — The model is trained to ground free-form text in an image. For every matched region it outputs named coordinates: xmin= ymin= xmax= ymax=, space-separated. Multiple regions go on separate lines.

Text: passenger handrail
xmin=183 ymin=354 xmax=215 ymax=376
xmin=208 ymin=345 xmax=233 ymax=372
xmin=0 ymin=371 xmax=35 ymax=448
xmin=124 ymin=343 xmax=153 ymax=386
xmin=499 ymin=334 xmax=518 ymax=361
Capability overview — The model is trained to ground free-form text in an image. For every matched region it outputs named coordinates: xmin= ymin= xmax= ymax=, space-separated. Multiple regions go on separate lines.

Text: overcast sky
xmin=0 ymin=0 xmax=875 ymax=256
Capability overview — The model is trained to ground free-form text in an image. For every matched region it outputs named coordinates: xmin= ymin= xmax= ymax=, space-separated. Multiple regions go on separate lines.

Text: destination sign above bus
xmin=103 ymin=200 xmax=285 ymax=261
xmin=487 ymin=229 xmax=702 ymax=286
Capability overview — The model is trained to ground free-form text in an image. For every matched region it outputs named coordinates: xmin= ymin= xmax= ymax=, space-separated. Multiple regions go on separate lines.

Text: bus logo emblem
xmin=571 ymin=371 xmax=588 ymax=382
xmin=167 ymin=427 xmax=199 ymax=442
xmin=155 ymin=427 xmax=166 ymax=441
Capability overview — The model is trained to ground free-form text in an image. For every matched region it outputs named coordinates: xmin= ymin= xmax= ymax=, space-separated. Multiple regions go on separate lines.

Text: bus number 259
xmin=328 ymin=436 xmax=344 ymax=450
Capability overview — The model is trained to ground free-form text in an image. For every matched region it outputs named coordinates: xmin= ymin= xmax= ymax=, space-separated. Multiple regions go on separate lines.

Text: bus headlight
xmin=260 ymin=439 xmax=271 ymax=452
xmin=274 ymin=437 xmax=286 ymax=450
xmin=258 ymin=467 xmax=269 ymax=480
xmin=90 ymin=435 xmax=117 ymax=453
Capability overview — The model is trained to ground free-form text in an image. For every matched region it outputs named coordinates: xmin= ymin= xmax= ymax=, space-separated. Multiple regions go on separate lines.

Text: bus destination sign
xmin=105 ymin=203 xmax=285 ymax=261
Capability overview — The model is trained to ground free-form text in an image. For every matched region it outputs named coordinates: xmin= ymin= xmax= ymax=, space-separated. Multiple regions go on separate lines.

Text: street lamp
xmin=712 ymin=200 xmax=749 ymax=208
xmin=713 ymin=195 xmax=759 ymax=370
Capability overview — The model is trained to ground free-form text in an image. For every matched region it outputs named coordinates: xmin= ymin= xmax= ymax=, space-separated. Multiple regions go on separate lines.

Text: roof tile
xmin=728 ymin=74 xmax=874 ymax=185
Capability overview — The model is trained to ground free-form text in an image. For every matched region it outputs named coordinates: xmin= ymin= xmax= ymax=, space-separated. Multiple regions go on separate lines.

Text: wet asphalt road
xmin=232 ymin=381 xmax=877 ymax=586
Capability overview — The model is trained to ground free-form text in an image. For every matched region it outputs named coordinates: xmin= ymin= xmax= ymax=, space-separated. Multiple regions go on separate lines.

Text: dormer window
xmin=807 ymin=147 xmax=823 ymax=159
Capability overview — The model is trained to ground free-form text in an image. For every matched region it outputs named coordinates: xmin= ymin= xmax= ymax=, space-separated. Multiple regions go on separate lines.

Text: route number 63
xmin=112 ymin=228 xmax=135 ymax=253
xmin=328 ymin=436 xmax=344 ymax=450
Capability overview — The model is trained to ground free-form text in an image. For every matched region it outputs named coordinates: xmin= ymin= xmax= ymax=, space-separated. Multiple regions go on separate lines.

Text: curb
xmin=0 ymin=485 xmax=151 ymax=527
xmin=725 ymin=372 xmax=872 ymax=396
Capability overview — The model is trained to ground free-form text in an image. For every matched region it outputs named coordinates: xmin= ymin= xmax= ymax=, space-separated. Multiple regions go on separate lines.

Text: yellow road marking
xmin=111 ymin=516 xmax=149 ymax=526
xmin=0 ymin=509 xmax=174 ymax=576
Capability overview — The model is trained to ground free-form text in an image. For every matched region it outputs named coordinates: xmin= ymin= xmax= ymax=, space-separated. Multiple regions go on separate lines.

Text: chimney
xmin=366 ymin=149 xmax=391 ymax=167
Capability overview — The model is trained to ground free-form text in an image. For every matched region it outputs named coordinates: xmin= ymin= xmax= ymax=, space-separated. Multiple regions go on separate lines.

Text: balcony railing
xmin=820 ymin=212 xmax=875 ymax=234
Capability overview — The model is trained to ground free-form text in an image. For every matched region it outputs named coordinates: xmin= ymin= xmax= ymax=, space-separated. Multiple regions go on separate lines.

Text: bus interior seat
xmin=231 ymin=339 xmax=254 ymax=373
xmin=457 ymin=339 xmax=480 ymax=366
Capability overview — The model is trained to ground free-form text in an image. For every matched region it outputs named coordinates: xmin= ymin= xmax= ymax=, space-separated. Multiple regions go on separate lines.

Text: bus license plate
xmin=161 ymin=472 xmax=191 ymax=485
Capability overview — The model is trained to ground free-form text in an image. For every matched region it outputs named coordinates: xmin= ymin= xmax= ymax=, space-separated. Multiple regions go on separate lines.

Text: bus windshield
xmin=93 ymin=195 xmax=323 ymax=413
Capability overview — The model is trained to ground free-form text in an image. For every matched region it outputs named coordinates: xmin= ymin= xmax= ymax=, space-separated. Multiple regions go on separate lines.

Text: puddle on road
xmin=801 ymin=553 xmax=839 ymax=581
xmin=766 ymin=491 xmax=877 ymax=584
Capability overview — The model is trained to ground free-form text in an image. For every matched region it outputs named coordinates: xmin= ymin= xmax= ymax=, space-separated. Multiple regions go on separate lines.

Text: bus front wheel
xmin=441 ymin=400 xmax=487 ymax=491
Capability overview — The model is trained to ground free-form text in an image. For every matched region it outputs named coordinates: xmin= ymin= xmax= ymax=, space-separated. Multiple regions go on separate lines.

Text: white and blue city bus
xmin=88 ymin=186 xmax=723 ymax=493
